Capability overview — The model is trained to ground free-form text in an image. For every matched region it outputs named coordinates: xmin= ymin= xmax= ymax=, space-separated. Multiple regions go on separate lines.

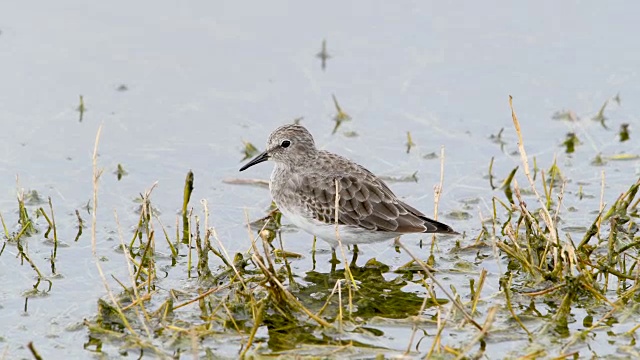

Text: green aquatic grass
xmin=316 ymin=39 xmax=330 ymax=71
xmin=76 ymin=95 xmax=86 ymax=122
xmin=79 ymin=95 xmax=640 ymax=356
xmin=1 ymin=188 xmax=54 ymax=295
xmin=592 ymin=100 xmax=609 ymax=128
xmin=115 ymin=164 xmax=128 ymax=180
xmin=406 ymin=131 xmax=415 ymax=154
xmin=80 ymin=164 xmax=483 ymax=357
xmin=619 ymin=123 xmax=630 ymax=142
xmin=240 ymin=141 xmax=259 ymax=162
xmin=562 ymin=132 xmax=580 ymax=154
xmin=2 ymin=97 xmax=639 ymax=358
xmin=331 ymin=94 xmax=351 ymax=135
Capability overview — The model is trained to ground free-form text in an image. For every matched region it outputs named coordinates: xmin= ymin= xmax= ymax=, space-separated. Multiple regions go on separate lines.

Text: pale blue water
xmin=1 ymin=1 xmax=639 ymax=358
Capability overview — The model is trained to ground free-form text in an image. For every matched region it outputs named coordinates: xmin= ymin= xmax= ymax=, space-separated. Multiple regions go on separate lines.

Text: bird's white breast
xmin=278 ymin=205 xmax=398 ymax=247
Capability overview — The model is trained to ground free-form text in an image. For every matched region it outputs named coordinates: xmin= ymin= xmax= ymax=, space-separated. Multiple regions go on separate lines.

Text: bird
xmin=239 ymin=124 xmax=458 ymax=249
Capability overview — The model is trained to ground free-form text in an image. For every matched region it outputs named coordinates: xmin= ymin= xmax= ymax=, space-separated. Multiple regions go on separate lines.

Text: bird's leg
xmin=350 ymin=245 xmax=359 ymax=267
xmin=329 ymin=248 xmax=339 ymax=273
xmin=330 ymin=248 xmax=340 ymax=265
xmin=311 ymin=236 xmax=317 ymax=271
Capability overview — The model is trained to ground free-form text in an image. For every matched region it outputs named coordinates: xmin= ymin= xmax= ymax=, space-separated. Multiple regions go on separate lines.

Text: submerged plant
xmin=331 ymin=94 xmax=351 ymax=135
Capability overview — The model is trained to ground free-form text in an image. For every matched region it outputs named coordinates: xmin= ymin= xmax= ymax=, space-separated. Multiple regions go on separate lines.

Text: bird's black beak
xmin=239 ymin=150 xmax=270 ymax=171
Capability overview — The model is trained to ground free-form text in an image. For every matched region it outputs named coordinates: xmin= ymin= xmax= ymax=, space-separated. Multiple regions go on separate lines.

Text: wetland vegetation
xmin=2 ymin=97 xmax=638 ymax=359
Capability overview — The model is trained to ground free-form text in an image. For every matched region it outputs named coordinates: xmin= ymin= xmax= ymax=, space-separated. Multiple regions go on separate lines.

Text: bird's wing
xmin=297 ymin=173 xmax=451 ymax=233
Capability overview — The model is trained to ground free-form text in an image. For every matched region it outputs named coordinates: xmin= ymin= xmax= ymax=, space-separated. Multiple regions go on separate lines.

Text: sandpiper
xmin=239 ymin=124 xmax=457 ymax=248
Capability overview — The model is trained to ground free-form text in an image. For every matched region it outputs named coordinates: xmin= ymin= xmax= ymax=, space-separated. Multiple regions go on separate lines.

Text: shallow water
xmin=1 ymin=1 xmax=639 ymax=358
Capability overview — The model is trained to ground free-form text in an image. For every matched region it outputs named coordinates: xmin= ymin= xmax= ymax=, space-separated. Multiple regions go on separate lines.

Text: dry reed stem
xmin=404 ymin=282 xmax=435 ymax=355
xmin=174 ymin=286 xmax=225 ymax=310
xmin=430 ymin=146 xmax=446 ymax=251
xmin=315 ymin=279 xmax=342 ymax=318
xmin=426 ymin=305 xmax=452 ymax=358
xmin=396 ymin=240 xmax=482 ymax=331
xmin=240 ymin=299 xmax=266 ymax=358
xmin=250 ymin=251 xmax=331 ymax=327
xmin=114 ymin=210 xmax=152 ymax=337
xmin=90 ymin=125 xmax=136 ymax=334
xmin=337 ymin=279 xmax=343 ymax=331
xmin=470 ymin=269 xmax=487 ymax=315
xmin=503 ymin=274 xmax=532 ymax=338
xmin=189 ymin=329 xmax=199 ymax=360
xmin=498 ymin=225 xmax=534 ymax=274
xmin=552 ymin=180 xmax=567 ymax=238
xmin=598 ymin=170 xmax=606 ymax=232
xmin=560 ymin=305 xmax=618 ymax=354
xmin=221 ymin=302 xmax=241 ymax=333
xmin=522 ymin=283 xmax=566 ymax=297
xmin=211 ymin=226 xmax=248 ymax=291
xmin=187 ymin=208 xmax=193 ymax=277
xmin=222 ymin=178 xmax=270 ymax=187
xmin=47 ymin=197 xmax=58 ymax=259
xmin=206 ymin=200 xmax=249 ymax=291
xmin=333 ymin=179 xmax=358 ymax=289
xmin=276 ymin=228 xmax=297 ymax=290
xmin=509 ymin=96 xmax=558 ymax=244
xmin=487 ymin=199 xmax=504 ymax=275
xmin=454 ymin=306 xmax=497 ymax=360
xmin=242 ymin=212 xmax=331 ymax=327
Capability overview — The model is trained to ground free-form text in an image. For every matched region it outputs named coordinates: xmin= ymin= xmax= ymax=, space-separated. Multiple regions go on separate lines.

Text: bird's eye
xmin=281 ymin=140 xmax=291 ymax=148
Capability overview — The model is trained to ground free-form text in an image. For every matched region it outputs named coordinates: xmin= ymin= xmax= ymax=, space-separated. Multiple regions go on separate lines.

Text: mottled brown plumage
xmin=240 ymin=124 xmax=457 ymax=247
